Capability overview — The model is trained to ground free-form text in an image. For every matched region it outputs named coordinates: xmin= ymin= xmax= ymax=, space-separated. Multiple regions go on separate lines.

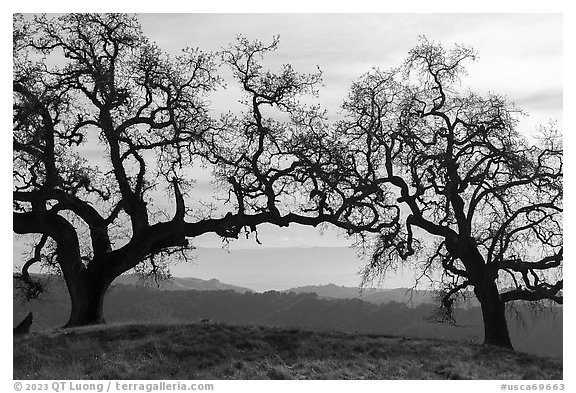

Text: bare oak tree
xmin=13 ymin=15 xmax=388 ymax=327
xmin=14 ymin=13 xmax=223 ymax=326
xmin=338 ymin=38 xmax=562 ymax=349
xmin=14 ymin=14 xmax=561 ymax=348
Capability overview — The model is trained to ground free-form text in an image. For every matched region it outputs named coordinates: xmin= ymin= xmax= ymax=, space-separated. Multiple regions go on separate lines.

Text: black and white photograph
xmin=10 ymin=5 xmax=568 ymax=388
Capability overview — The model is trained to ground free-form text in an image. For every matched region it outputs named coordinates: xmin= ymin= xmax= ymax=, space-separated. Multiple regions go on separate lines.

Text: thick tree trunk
xmin=474 ymin=281 xmax=513 ymax=349
xmin=63 ymin=273 xmax=112 ymax=328
xmin=455 ymin=240 xmax=514 ymax=350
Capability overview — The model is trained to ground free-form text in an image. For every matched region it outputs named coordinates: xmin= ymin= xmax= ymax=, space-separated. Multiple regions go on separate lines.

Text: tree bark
xmin=474 ymin=280 xmax=514 ymax=349
xmin=63 ymin=271 xmax=112 ymax=327
xmin=457 ymin=241 xmax=514 ymax=350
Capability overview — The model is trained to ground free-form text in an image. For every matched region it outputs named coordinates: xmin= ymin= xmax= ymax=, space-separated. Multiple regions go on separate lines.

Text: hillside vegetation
xmin=13 ymin=322 xmax=562 ymax=380
xmin=14 ymin=277 xmax=563 ymax=358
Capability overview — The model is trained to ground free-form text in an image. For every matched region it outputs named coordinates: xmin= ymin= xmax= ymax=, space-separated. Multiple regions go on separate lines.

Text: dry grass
xmin=14 ymin=322 xmax=562 ymax=380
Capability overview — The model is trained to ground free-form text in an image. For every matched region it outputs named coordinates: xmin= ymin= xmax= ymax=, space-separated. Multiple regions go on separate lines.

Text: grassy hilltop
xmin=14 ymin=322 xmax=562 ymax=380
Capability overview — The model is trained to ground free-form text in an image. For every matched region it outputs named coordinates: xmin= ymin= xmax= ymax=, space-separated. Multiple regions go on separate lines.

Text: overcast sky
xmin=137 ymin=13 xmax=562 ymax=126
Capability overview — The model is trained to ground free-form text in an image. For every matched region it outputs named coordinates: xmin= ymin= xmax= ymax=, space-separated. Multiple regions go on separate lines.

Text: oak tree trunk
xmin=459 ymin=242 xmax=514 ymax=350
xmin=63 ymin=272 xmax=112 ymax=327
xmin=474 ymin=280 xmax=513 ymax=349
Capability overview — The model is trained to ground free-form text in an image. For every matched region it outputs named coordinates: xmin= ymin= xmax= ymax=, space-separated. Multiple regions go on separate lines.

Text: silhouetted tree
xmin=207 ymin=36 xmax=395 ymax=235
xmin=13 ymin=13 xmax=221 ymax=326
xmin=13 ymin=15 xmax=389 ymax=327
xmin=15 ymin=14 xmax=561 ymax=345
xmin=337 ymin=38 xmax=562 ymax=349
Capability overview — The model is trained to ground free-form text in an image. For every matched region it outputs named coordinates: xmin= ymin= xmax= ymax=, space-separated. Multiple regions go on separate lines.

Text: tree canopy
xmin=13 ymin=14 xmax=387 ymax=326
xmin=13 ymin=14 xmax=562 ymax=350
xmin=334 ymin=38 xmax=562 ymax=347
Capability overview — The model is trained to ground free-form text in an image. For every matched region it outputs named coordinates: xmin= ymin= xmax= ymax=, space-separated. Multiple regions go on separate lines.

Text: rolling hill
xmin=13 ymin=275 xmax=563 ymax=358
xmin=13 ymin=322 xmax=562 ymax=380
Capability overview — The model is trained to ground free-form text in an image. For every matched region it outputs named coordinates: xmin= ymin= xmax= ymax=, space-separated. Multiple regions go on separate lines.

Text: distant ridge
xmin=113 ymin=274 xmax=254 ymax=293
xmin=169 ymin=246 xmax=372 ymax=292
xmin=284 ymin=283 xmax=479 ymax=307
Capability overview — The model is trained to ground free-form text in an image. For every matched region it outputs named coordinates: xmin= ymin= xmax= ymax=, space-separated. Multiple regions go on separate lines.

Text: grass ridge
xmin=14 ymin=322 xmax=562 ymax=380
